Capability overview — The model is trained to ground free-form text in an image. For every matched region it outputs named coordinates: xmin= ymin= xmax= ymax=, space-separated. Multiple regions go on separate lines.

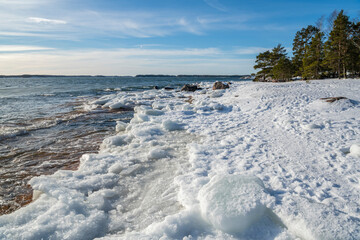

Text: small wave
xmin=0 ymin=129 xmax=29 ymax=141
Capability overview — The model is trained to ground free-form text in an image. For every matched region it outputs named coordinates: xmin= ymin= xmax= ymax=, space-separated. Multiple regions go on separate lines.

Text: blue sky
xmin=0 ymin=0 xmax=359 ymax=75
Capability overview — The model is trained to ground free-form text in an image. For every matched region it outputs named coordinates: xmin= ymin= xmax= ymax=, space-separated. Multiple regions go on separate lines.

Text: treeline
xmin=254 ymin=10 xmax=360 ymax=81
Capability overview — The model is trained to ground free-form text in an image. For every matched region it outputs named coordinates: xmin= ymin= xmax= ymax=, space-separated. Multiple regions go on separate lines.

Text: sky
xmin=0 ymin=0 xmax=359 ymax=75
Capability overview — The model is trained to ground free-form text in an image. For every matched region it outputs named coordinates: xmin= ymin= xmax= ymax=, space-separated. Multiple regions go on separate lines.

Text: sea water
xmin=0 ymin=76 xmax=246 ymax=214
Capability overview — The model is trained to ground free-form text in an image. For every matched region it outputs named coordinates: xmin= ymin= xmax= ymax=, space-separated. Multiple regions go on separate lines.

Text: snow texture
xmin=1 ymin=79 xmax=360 ymax=240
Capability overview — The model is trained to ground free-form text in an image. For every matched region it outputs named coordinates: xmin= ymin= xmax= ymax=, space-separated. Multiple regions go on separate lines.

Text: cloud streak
xmin=0 ymin=45 xmax=54 ymax=52
xmin=28 ymin=17 xmax=67 ymax=24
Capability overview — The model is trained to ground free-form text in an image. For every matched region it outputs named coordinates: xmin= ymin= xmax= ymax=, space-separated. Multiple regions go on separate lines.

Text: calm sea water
xmin=0 ymin=76 xmax=248 ymax=214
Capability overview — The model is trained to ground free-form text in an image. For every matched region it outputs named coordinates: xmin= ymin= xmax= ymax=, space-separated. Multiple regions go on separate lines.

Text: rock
xmin=153 ymin=86 xmax=160 ymax=90
xmin=181 ymin=84 xmax=202 ymax=92
xmin=212 ymin=81 xmax=230 ymax=90
xmin=320 ymin=97 xmax=347 ymax=103
xmin=164 ymin=86 xmax=174 ymax=90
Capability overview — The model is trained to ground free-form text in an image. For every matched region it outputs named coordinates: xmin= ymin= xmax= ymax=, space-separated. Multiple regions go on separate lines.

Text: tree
xmin=272 ymin=57 xmax=294 ymax=81
xmin=323 ymin=10 xmax=352 ymax=78
xmin=292 ymin=25 xmax=319 ymax=76
xmin=302 ymin=32 xmax=325 ymax=79
xmin=254 ymin=50 xmax=272 ymax=81
xmin=254 ymin=44 xmax=292 ymax=81
xmin=347 ymin=21 xmax=360 ymax=76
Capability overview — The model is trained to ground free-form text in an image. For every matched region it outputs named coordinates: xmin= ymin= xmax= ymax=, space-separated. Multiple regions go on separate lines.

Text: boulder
xmin=213 ymin=81 xmax=230 ymax=90
xmin=181 ymin=84 xmax=201 ymax=92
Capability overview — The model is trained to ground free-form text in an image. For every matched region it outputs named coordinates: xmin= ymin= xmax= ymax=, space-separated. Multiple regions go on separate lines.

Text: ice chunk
xmin=210 ymin=90 xmax=224 ymax=98
xmin=101 ymin=134 xmax=132 ymax=149
xmin=115 ymin=121 xmax=127 ymax=132
xmin=162 ymin=120 xmax=185 ymax=131
xmin=130 ymin=114 xmax=150 ymax=123
xmin=148 ymin=148 xmax=170 ymax=160
xmin=109 ymin=101 xmax=127 ymax=109
xmin=198 ymin=175 xmax=270 ymax=234
xmin=349 ymin=144 xmax=360 ymax=157
xmin=144 ymin=109 xmax=164 ymax=116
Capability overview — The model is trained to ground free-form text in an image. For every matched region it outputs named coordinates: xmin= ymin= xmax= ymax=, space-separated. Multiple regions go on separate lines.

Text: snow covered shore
xmin=1 ymin=79 xmax=360 ymax=239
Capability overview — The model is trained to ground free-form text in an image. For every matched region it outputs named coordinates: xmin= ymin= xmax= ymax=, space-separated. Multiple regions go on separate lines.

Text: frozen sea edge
xmin=1 ymin=79 xmax=360 ymax=239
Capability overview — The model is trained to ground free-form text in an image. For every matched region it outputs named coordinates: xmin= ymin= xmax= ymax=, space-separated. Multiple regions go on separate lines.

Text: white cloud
xmin=0 ymin=45 xmax=54 ymax=52
xmin=235 ymin=47 xmax=272 ymax=55
xmin=28 ymin=17 xmax=67 ymax=24
xmin=0 ymin=47 xmax=253 ymax=75
xmin=204 ymin=0 xmax=227 ymax=12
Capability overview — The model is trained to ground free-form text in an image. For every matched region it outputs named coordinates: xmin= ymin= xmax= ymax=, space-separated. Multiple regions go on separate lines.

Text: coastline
xmin=1 ymin=79 xmax=360 ymax=239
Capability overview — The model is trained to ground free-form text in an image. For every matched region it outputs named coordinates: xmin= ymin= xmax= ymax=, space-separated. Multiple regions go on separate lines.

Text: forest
xmin=254 ymin=10 xmax=360 ymax=81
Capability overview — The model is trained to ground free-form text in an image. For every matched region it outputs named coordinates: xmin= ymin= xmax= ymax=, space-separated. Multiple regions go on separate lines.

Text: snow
xmin=198 ymin=175 xmax=272 ymax=234
xmin=1 ymin=79 xmax=360 ymax=239
xmin=162 ymin=119 xmax=185 ymax=131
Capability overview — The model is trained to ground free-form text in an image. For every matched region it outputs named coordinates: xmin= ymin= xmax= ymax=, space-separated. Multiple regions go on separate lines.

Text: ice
xmin=198 ymin=175 xmax=271 ymax=234
xmin=148 ymin=147 xmax=170 ymax=159
xmin=349 ymin=144 xmax=360 ymax=157
xmin=115 ymin=121 xmax=127 ymax=132
xmin=162 ymin=119 xmax=185 ymax=131
xmin=1 ymin=79 xmax=360 ymax=239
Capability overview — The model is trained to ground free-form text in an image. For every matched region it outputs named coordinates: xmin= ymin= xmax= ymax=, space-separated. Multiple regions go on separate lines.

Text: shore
xmin=1 ymin=79 xmax=359 ymax=239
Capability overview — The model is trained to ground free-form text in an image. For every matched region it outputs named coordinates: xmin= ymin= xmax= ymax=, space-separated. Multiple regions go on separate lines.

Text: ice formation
xmin=1 ymin=79 xmax=360 ymax=240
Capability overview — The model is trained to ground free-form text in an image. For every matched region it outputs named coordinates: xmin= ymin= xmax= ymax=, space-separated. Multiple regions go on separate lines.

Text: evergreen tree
xmin=302 ymin=32 xmax=324 ymax=79
xmin=254 ymin=50 xmax=272 ymax=81
xmin=272 ymin=57 xmax=294 ymax=81
xmin=323 ymin=10 xmax=352 ymax=78
xmin=292 ymin=25 xmax=319 ymax=76
xmin=254 ymin=44 xmax=292 ymax=81
xmin=348 ymin=21 xmax=360 ymax=76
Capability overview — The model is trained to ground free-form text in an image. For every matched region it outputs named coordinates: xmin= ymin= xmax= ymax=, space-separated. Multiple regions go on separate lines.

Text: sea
xmin=0 ymin=76 xmax=249 ymax=215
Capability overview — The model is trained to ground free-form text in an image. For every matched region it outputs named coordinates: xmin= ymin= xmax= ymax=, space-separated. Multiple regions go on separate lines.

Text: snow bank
xmin=1 ymin=79 xmax=360 ymax=239
xmin=349 ymin=144 xmax=360 ymax=157
xmin=198 ymin=175 xmax=272 ymax=234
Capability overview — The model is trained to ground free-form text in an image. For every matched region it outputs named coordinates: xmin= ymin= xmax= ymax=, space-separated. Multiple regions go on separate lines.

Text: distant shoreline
xmin=0 ymin=74 xmax=252 ymax=79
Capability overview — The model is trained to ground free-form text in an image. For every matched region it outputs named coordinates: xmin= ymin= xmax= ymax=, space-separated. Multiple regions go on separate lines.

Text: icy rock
xmin=198 ymin=175 xmax=270 ymax=234
xmin=349 ymin=144 xmax=360 ymax=157
xmin=212 ymin=81 xmax=230 ymax=90
xmin=162 ymin=120 xmax=185 ymax=131
xmin=115 ymin=121 xmax=127 ymax=132
xmin=181 ymin=84 xmax=202 ymax=92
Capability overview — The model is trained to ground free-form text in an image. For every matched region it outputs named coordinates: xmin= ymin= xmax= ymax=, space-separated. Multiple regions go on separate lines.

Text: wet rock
xmin=181 ymin=84 xmax=202 ymax=92
xmin=164 ymin=86 xmax=174 ymax=90
xmin=213 ymin=81 xmax=230 ymax=90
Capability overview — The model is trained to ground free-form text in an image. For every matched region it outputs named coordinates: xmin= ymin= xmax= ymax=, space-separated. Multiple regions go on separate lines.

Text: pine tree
xmin=323 ymin=10 xmax=352 ymax=78
xmin=272 ymin=57 xmax=294 ymax=81
xmin=292 ymin=25 xmax=319 ymax=76
xmin=348 ymin=21 xmax=360 ymax=76
xmin=254 ymin=50 xmax=272 ymax=81
xmin=254 ymin=44 xmax=288 ymax=81
xmin=302 ymin=32 xmax=324 ymax=79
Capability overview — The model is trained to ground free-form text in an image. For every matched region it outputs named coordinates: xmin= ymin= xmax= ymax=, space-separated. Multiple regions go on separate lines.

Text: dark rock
xmin=153 ymin=86 xmax=159 ymax=90
xmin=181 ymin=84 xmax=202 ymax=92
xmin=212 ymin=81 xmax=230 ymax=90
xmin=320 ymin=97 xmax=347 ymax=103
xmin=164 ymin=86 xmax=174 ymax=90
